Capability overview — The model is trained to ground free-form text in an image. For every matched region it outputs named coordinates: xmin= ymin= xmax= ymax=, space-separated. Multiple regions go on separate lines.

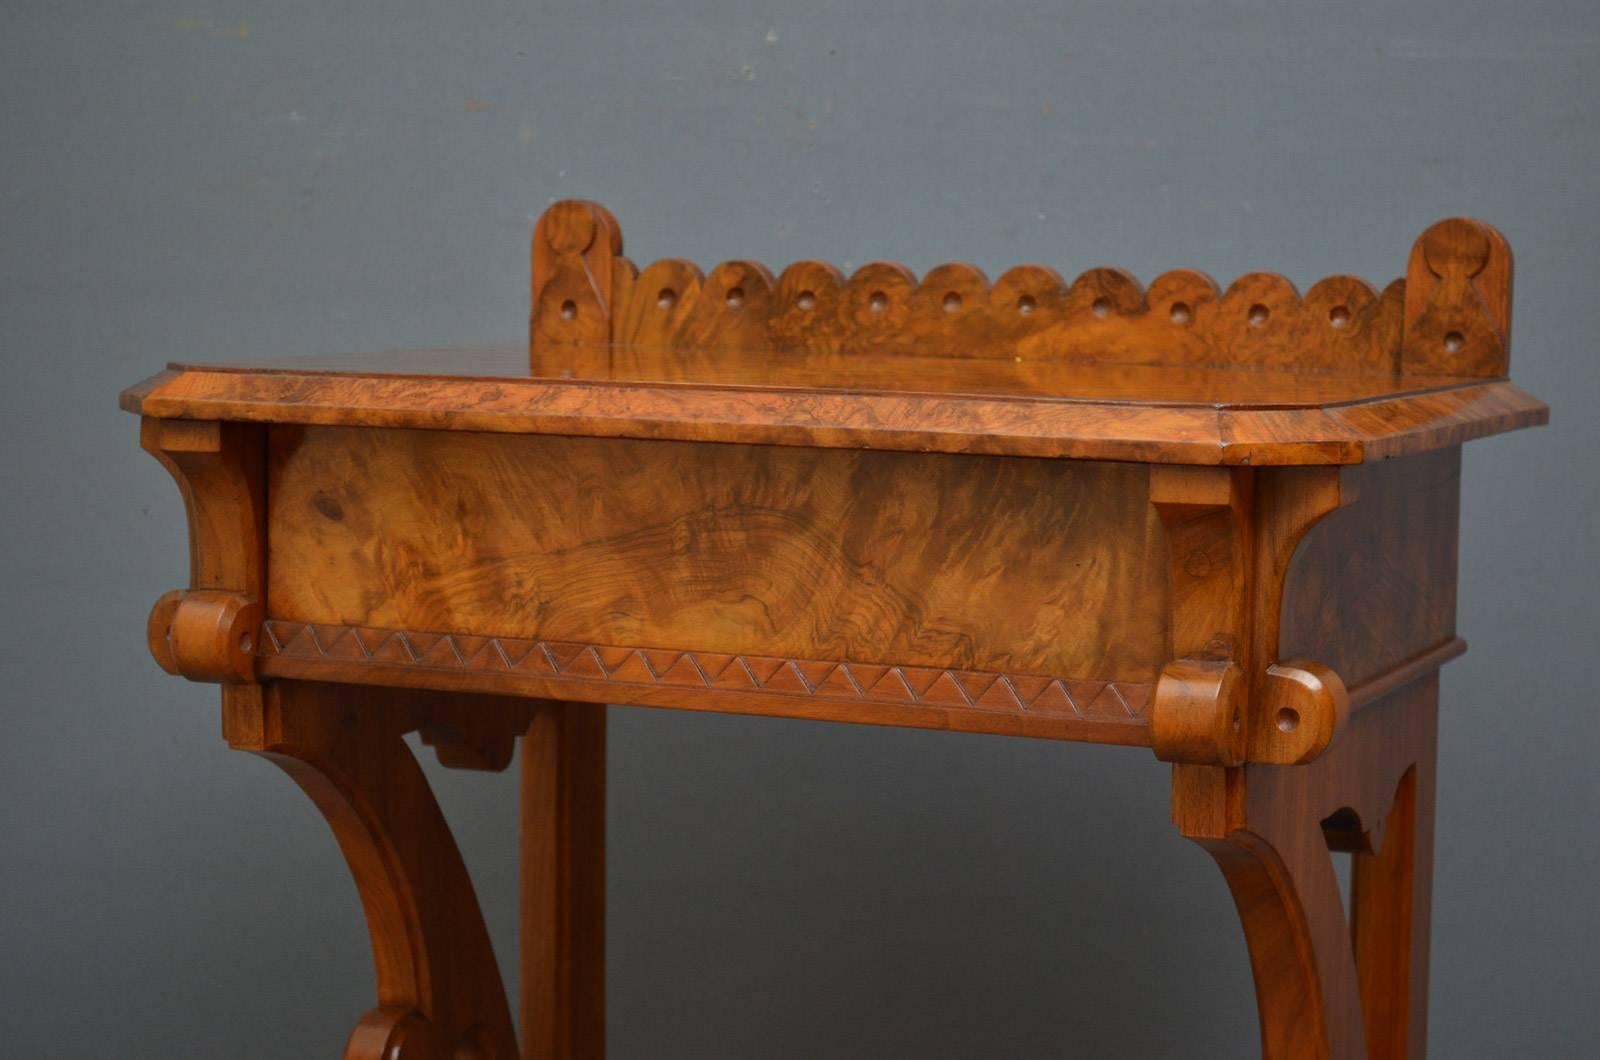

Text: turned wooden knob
xmin=1151 ymin=658 xmax=1246 ymax=766
xmin=1152 ymin=657 xmax=1351 ymax=766
xmin=1250 ymin=659 xmax=1350 ymax=765
xmin=147 ymin=589 xmax=261 ymax=684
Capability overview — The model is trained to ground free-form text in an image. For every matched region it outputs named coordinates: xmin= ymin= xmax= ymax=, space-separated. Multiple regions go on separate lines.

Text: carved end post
xmin=1401 ymin=217 xmax=1513 ymax=377
xmin=530 ymin=199 xmax=624 ymax=378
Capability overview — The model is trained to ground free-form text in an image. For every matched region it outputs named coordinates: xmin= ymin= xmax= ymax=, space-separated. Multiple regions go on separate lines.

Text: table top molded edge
xmin=121 ymin=363 xmax=1547 ymax=466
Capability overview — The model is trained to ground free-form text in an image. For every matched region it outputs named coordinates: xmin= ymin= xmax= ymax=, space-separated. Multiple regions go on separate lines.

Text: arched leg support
xmin=1175 ymin=676 xmax=1439 ymax=1059
xmin=223 ymin=681 xmax=520 ymax=1060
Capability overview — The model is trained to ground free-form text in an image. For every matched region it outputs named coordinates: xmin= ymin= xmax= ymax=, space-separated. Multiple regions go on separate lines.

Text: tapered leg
xmin=1175 ymin=677 xmax=1439 ymax=1059
xmin=223 ymin=681 xmax=519 ymax=1060
xmin=521 ymin=701 xmax=607 ymax=1060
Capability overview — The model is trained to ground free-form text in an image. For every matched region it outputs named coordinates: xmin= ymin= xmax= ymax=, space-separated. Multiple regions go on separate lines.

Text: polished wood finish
xmin=123 ymin=350 xmax=1545 ymax=467
xmin=253 ymin=618 xmax=1156 ymax=744
xmin=140 ymin=416 xmax=267 ymax=685
xmin=521 ymin=703 xmax=606 ymax=1060
xmin=124 ymin=203 xmax=1546 ymax=1057
xmin=1401 ymin=218 xmax=1513 ymax=377
xmin=530 ymin=200 xmax=622 ymax=380
xmin=1281 ymin=448 xmax=1461 ymax=688
xmin=531 ymin=202 xmax=1507 ymax=383
xmin=223 ymin=682 xmax=521 ymax=1059
xmin=140 ymin=416 xmax=265 ymax=594
xmin=1174 ymin=677 xmax=1438 ymax=1059
xmin=263 ymin=425 xmax=1166 ymax=682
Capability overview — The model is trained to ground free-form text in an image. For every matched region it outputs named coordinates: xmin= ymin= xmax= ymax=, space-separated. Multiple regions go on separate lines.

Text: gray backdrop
xmin=3 ymin=2 xmax=1595 ymax=1056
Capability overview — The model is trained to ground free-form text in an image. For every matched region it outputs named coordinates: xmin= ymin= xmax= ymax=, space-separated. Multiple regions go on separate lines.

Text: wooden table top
xmin=121 ymin=343 xmax=1545 ymax=467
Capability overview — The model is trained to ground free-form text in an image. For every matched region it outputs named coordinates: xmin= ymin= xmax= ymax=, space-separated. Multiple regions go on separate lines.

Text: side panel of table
xmin=1281 ymin=446 xmax=1461 ymax=689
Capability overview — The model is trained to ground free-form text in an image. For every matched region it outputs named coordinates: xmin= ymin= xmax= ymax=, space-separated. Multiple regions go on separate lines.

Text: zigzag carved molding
xmin=258 ymin=621 xmax=1153 ymax=725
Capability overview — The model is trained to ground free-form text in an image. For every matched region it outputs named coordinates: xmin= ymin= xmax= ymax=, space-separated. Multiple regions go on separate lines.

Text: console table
xmin=122 ymin=202 xmax=1547 ymax=1058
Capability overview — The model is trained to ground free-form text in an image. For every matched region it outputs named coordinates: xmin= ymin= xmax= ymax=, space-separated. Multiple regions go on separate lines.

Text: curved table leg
xmin=1175 ymin=676 xmax=1439 ymax=1059
xmin=223 ymin=681 xmax=519 ymax=1060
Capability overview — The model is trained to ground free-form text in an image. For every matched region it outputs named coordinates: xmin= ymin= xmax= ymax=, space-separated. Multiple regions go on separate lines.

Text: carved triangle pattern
xmin=258 ymin=621 xmax=1152 ymax=724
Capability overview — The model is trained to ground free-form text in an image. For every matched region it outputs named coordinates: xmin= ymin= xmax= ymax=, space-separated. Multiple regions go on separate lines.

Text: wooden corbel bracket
xmin=140 ymin=416 xmax=267 ymax=684
xmin=1150 ymin=464 xmax=1356 ymax=766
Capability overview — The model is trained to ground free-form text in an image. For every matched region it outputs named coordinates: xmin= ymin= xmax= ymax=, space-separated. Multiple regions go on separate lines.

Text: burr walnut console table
xmin=122 ymin=202 xmax=1546 ymax=1059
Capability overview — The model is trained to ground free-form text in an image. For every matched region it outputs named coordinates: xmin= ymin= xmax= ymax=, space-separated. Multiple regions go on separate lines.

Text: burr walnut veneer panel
xmin=1281 ymin=448 xmax=1462 ymax=690
xmin=265 ymin=425 xmax=1169 ymax=683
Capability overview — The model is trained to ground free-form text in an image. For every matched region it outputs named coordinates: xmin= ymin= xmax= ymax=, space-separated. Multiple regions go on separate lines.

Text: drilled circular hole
xmin=559 ymin=300 xmax=577 ymax=321
xmin=942 ymin=292 xmax=962 ymax=313
xmin=1276 ymin=707 xmax=1300 ymax=733
xmin=1443 ymin=330 xmax=1465 ymax=353
xmin=656 ymin=288 xmax=677 ymax=310
xmin=238 ymin=632 xmax=254 ymax=655
xmin=1248 ymin=303 xmax=1270 ymax=327
xmin=868 ymin=290 xmax=888 ymax=313
xmin=796 ymin=290 xmax=817 ymax=311
xmin=1328 ymin=305 xmax=1351 ymax=329
xmin=1169 ymin=301 xmax=1192 ymax=325
xmin=1017 ymin=294 xmax=1036 ymax=315
xmin=725 ymin=286 xmax=745 ymax=309
xmin=1091 ymin=297 xmax=1112 ymax=319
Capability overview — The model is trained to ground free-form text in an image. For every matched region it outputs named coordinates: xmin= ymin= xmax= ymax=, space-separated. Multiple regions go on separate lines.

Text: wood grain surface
xmin=121 ymin=359 xmax=1547 ymax=467
xmin=224 ymin=682 xmax=520 ymax=1059
xmin=120 ymin=203 xmax=1548 ymax=1059
xmin=1174 ymin=677 xmax=1439 ymax=1059
xmin=521 ymin=701 xmax=606 ymax=1060
xmin=532 ymin=204 xmax=1516 ymax=387
xmin=265 ymin=425 xmax=1168 ymax=681
xmin=1281 ymin=448 xmax=1461 ymax=689
xmin=253 ymin=618 xmax=1158 ymax=744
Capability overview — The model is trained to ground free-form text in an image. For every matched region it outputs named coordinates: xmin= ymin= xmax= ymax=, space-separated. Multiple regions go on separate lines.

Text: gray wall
xmin=3 ymin=2 xmax=1594 ymax=1056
